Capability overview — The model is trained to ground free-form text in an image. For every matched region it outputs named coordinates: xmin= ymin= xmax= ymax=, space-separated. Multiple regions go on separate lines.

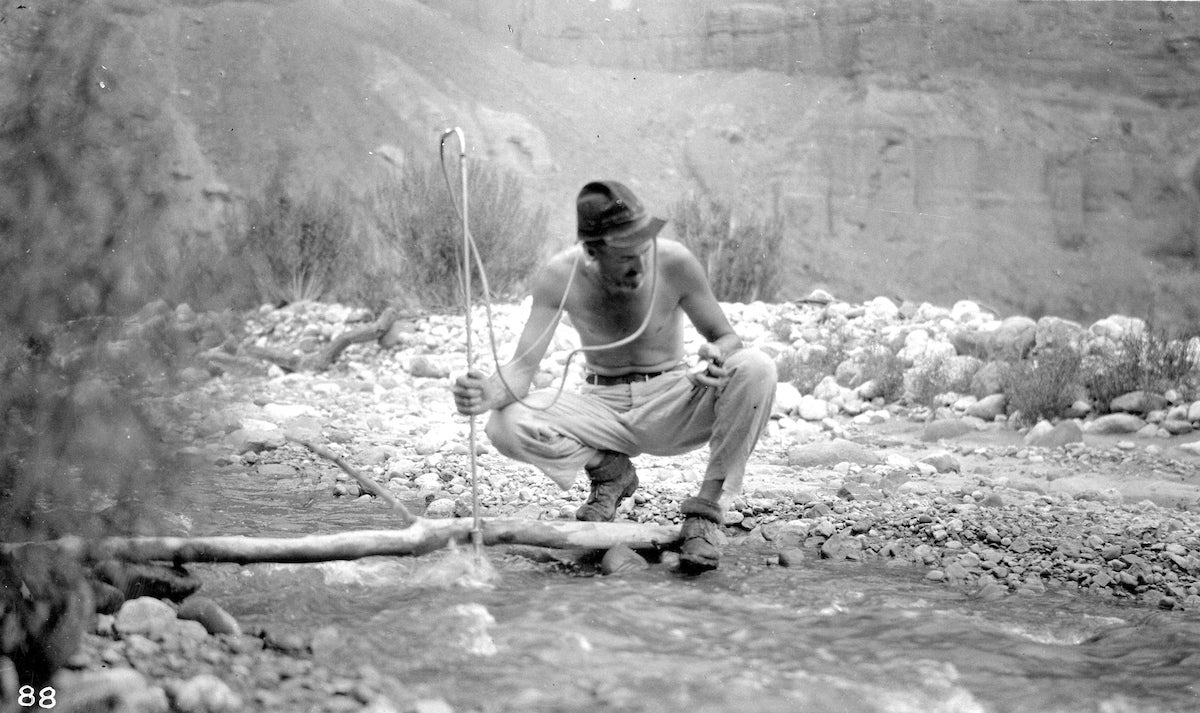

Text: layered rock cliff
xmin=2 ymin=0 xmax=1198 ymax=326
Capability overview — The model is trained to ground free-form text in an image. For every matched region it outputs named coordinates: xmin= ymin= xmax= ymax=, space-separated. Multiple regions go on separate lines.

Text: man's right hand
xmin=452 ymin=369 xmax=495 ymax=416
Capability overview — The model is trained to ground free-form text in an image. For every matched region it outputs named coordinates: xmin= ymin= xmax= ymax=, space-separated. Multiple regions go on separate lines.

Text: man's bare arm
xmin=468 ymin=258 xmax=571 ymax=413
xmin=673 ymin=247 xmax=742 ymax=356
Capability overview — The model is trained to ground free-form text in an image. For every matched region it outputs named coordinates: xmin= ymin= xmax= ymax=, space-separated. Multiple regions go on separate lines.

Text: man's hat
xmin=576 ymin=180 xmax=667 ymax=248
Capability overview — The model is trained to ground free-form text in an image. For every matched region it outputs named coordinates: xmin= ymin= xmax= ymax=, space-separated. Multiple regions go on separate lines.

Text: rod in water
xmin=439 ymin=127 xmax=484 ymax=564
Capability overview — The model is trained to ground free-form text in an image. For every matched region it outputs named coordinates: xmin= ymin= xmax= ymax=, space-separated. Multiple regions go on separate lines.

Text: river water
xmin=180 ymin=475 xmax=1200 ymax=713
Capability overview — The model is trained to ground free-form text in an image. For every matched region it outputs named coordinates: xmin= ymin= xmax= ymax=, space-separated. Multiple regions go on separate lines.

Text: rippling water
xmin=185 ymin=474 xmax=1200 ymax=713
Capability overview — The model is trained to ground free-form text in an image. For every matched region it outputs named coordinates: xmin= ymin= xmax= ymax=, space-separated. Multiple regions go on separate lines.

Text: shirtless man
xmin=451 ymin=180 xmax=776 ymax=572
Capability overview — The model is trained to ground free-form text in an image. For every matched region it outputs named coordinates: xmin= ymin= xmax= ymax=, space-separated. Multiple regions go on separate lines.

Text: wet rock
xmin=600 ymin=544 xmax=649 ymax=575
xmin=777 ymin=548 xmax=806 ymax=567
xmin=177 ymin=596 xmax=242 ymax=637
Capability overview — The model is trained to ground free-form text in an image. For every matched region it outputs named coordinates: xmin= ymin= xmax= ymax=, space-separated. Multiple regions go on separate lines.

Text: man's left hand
xmin=689 ymin=343 xmax=729 ymax=388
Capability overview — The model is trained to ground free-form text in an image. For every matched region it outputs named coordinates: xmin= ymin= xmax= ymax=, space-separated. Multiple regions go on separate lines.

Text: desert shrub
xmin=671 ymin=192 xmax=785 ymax=303
xmin=1084 ymin=328 xmax=1200 ymax=409
xmin=1001 ymin=347 xmax=1083 ymax=426
xmin=236 ymin=179 xmax=358 ymax=306
xmin=904 ymin=356 xmax=951 ymax=407
xmin=856 ymin=345 xmax=906 ymax=402
xmin=366 ymin=159 xmax=549 ymax=309
xmin=776 ymin=339 xmax=847 ymax=394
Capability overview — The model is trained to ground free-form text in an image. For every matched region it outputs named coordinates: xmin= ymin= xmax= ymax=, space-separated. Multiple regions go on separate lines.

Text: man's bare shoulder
xmin=654 ymin=238 xmax=707 ymax=282
xmin=528 ymin=245 xmax=584 ymax=302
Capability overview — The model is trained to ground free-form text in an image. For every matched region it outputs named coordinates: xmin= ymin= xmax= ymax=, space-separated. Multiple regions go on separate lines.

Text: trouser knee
xmin=728 ymin=349 xmax=777 ymax=398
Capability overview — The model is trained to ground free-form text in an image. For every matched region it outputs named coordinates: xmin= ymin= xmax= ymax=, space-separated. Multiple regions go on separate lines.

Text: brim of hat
xmin=582 ymin=216 xmax=667 ymax=249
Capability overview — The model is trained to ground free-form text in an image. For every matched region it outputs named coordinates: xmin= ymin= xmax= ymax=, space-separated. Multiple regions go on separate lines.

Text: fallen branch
xmin=287 ymin=436 xmax=416 ymax=525
xmin=4 ymin=520 xmax=682 ymax=565
xmin=243 ymin=307 xmax=403 ymax=372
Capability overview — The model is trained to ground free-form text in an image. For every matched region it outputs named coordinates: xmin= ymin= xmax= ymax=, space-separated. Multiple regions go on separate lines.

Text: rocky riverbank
xmin=40 ymin=294 xmax=1200 ymax=712
xmin=132 ymin=294 xmax=1200 ymax=607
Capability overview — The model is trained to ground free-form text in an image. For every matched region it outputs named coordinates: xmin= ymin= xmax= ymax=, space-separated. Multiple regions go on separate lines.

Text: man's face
xmin=592 ymin=239 xmax=653 ymax=294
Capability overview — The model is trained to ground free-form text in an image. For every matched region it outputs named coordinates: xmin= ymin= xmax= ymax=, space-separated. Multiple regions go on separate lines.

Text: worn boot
xmin=678 ymin=496 xmax=723 ymax=573
xmin=575 ymin=451 xmax=639 ymax=522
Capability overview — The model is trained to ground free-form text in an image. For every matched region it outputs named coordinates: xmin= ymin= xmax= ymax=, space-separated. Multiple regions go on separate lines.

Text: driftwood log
xmin=4 ymin=520 xmax=682 ymax=565
xmin=243 ymin=306 xmax=404 ymax=373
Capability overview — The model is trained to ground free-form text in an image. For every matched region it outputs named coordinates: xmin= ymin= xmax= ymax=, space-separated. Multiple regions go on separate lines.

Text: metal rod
xmin=443 ymin=127 xmax=485 ymax=564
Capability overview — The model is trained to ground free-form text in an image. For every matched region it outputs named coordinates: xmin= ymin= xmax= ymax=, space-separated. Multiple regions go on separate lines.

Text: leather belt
xmin=585 ymin=370 xmax=671 ymax=386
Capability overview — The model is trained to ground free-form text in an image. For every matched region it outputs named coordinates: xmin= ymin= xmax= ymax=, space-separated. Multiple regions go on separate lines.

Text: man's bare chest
xmin=567 ymin=287 xmax=681 ymax=347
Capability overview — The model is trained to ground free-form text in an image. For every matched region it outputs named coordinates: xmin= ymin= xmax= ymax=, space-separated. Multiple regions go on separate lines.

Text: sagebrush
xmin=366 ymin=159 xmax=548 ymax=308
xmin=1001 ymin=347 xmax=1083 ymax=426
xmin=671 ymin=192 xmax=786 ymax=303
xmin=1084 ymin=329 xmax=1199 ymax=409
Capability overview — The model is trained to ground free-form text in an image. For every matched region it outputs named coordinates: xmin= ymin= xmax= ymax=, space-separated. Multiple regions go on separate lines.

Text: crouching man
xmin=451 ymin=180 xmax=775 ymax=572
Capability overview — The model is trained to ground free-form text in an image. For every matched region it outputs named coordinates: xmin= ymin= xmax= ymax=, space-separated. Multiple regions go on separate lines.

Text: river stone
xmin=600 ymin=544 xmax=649 ymax=575
xmin=777 ymin=548 xmax=806 ymax=567
xmin=1110 ymin=390 xmax=1169 ymax=414
xmin=1162 ymin=419 xmax=1194 ymax=436
xmin=919 ymin=452 xmax=961 ymax=473
xmin=1189 ymin=401 xmax=1200 ymax=422
xmin=1089 ymin=315 xmax=1146 ymax=342
xmin=409 ymin=355 xmax=450 ymax=379
xmin=970 ymin=361 xmax=1005 ymax=396
xmin=115 ymin=597 xmax=178 ymax=637
xmin=989 ymin=316 xmax=1036 ymax=360
xmin=170 ymin=674 xmax=243 ymax=713
xmin=921 ymin=419 xmax=977 ymax=441
xmin=773 ymin=381 xmax=804 ymax=416
xmin=1087 ymin=413 xmax=1146 ymax=434
xmin=1027 ymin=421 xmax=1084 ymax=448
xmin=837 ymin=481 xmax=883 ymax=501
xmin=819 ymin=533 xmax=864 ymax=561
xmin=177 ymin=596 xmax=242 ymax=637
xmin=966 ymin=393 xmax=1006 ymax=420
xmin=424 ymin=498 xmax=457 ymax=518
xmin=797 ymin=395 xmax=831 ymax=421
xmin=786 ymin=439 xmax=882 ymax=467
xmin=1034 ymin=316 xmax=1086 ymax=352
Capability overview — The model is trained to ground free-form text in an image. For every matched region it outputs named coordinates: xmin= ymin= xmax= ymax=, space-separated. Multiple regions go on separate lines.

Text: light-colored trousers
xmin=485 ymin=349 xmax=776 ymax=504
